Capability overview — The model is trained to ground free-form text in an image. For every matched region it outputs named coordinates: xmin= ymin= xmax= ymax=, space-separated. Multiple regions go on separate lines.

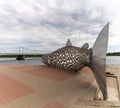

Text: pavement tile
xmin=80 ymin=67 xmax=91 ymax=73
xmin=79 ymin=78 xmax=94 ymax=89
xmin=0 ymin=65 xmax=118 ymax=108
xmin=5 ymin=65 xmax=33 ymax=70
xmin=22 ymin=66 xmax=79 ymax=81
xmin=0 ymin=73 xmax=35 ymax=104
xmin=44 ymin=101 xmax=67 ymax=108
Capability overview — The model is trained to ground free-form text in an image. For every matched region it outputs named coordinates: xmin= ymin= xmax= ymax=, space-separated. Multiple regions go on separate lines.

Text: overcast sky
xmin=0 ymin=0 xmax=120 ymax=52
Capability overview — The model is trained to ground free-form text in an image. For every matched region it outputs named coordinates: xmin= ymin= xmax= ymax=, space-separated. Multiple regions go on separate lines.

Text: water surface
xmin=0 ymin=56 xmax=119 ymax=65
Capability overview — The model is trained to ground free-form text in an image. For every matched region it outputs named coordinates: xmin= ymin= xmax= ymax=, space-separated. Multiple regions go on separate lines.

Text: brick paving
xmin=0 ymin=73 xmax=35 ymax=104
xmin=44 ymin=101 xmax=67 ymax=108
xmin=0 ymin=65 xmax=119 ymax=108
xmin=22 ymin=66 xmax=78 ymax=81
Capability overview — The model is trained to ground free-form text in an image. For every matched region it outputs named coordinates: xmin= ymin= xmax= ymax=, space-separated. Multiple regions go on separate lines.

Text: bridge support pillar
xmin=16 ymin=55 xmax=25 ymax=60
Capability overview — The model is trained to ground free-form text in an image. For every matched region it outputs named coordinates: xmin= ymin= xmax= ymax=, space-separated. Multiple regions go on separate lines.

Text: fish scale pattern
xmin=44 ymin=46 xmax=90 ymax=72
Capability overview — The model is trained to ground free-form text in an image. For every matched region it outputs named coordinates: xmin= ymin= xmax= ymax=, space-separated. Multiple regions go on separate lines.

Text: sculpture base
xmin=94 ymin=75 xmax=120 ymax=101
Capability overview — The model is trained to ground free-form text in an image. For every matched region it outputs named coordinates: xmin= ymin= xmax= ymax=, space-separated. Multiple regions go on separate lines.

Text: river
xmin=0 ymin=56 xmax=119 ymax=65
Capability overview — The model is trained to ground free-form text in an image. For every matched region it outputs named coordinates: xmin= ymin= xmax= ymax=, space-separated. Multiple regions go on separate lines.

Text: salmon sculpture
xmin=41 ymin=23 xmax=109 ymax=100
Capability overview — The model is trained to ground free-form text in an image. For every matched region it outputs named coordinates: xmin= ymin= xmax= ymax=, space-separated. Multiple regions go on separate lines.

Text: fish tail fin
xmin=90 ymin=23 xmax=109 ymax=100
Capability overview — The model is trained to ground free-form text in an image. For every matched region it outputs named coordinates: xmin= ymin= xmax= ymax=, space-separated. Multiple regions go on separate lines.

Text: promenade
xmin=0 ymin=65 xmax=119 ymax=108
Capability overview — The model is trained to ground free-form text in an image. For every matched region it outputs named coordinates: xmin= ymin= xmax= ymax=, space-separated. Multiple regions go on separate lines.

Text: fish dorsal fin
xmin=65 ymin=38 xmax=72 ymax=46
xmin=81 ymin=43 xmax=89 ymax=49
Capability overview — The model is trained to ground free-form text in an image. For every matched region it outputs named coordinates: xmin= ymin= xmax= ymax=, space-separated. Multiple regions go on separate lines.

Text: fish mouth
xmin=41 ymin=54 xmax=48 ymax=64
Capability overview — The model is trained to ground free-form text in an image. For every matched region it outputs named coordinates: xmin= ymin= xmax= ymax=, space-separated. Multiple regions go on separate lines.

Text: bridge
xmin=0 ymin=47 xmax=51 ymax=55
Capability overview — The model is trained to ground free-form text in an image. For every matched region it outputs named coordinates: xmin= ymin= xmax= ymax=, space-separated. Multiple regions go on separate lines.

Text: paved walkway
xmin=0 ymin=65 xmax=119 ymax=108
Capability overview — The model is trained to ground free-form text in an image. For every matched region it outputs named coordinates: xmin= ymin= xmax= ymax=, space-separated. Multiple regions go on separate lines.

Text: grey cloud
xmin=0 ymin=0 xmax=115 ymax=52
xmin=0 ymin=0 xmax=106 ymax=33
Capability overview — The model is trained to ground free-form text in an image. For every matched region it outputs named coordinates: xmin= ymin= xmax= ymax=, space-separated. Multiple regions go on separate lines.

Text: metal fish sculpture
xmin=41 ymin=23 xmax=109 ymax=100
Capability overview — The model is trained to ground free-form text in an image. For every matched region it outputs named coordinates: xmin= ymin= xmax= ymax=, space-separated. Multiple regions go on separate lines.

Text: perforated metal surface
xmin=42 ymin=46 xmax=91 ymax=72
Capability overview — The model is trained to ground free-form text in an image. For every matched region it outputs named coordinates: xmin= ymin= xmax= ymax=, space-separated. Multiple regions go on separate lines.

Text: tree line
xmin=107 ymin=52 xmax=120 ymax=56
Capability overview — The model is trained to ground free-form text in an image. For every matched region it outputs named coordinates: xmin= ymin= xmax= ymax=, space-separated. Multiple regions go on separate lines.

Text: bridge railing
xmin=0 ymin=48 xmax=52 ymax=55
